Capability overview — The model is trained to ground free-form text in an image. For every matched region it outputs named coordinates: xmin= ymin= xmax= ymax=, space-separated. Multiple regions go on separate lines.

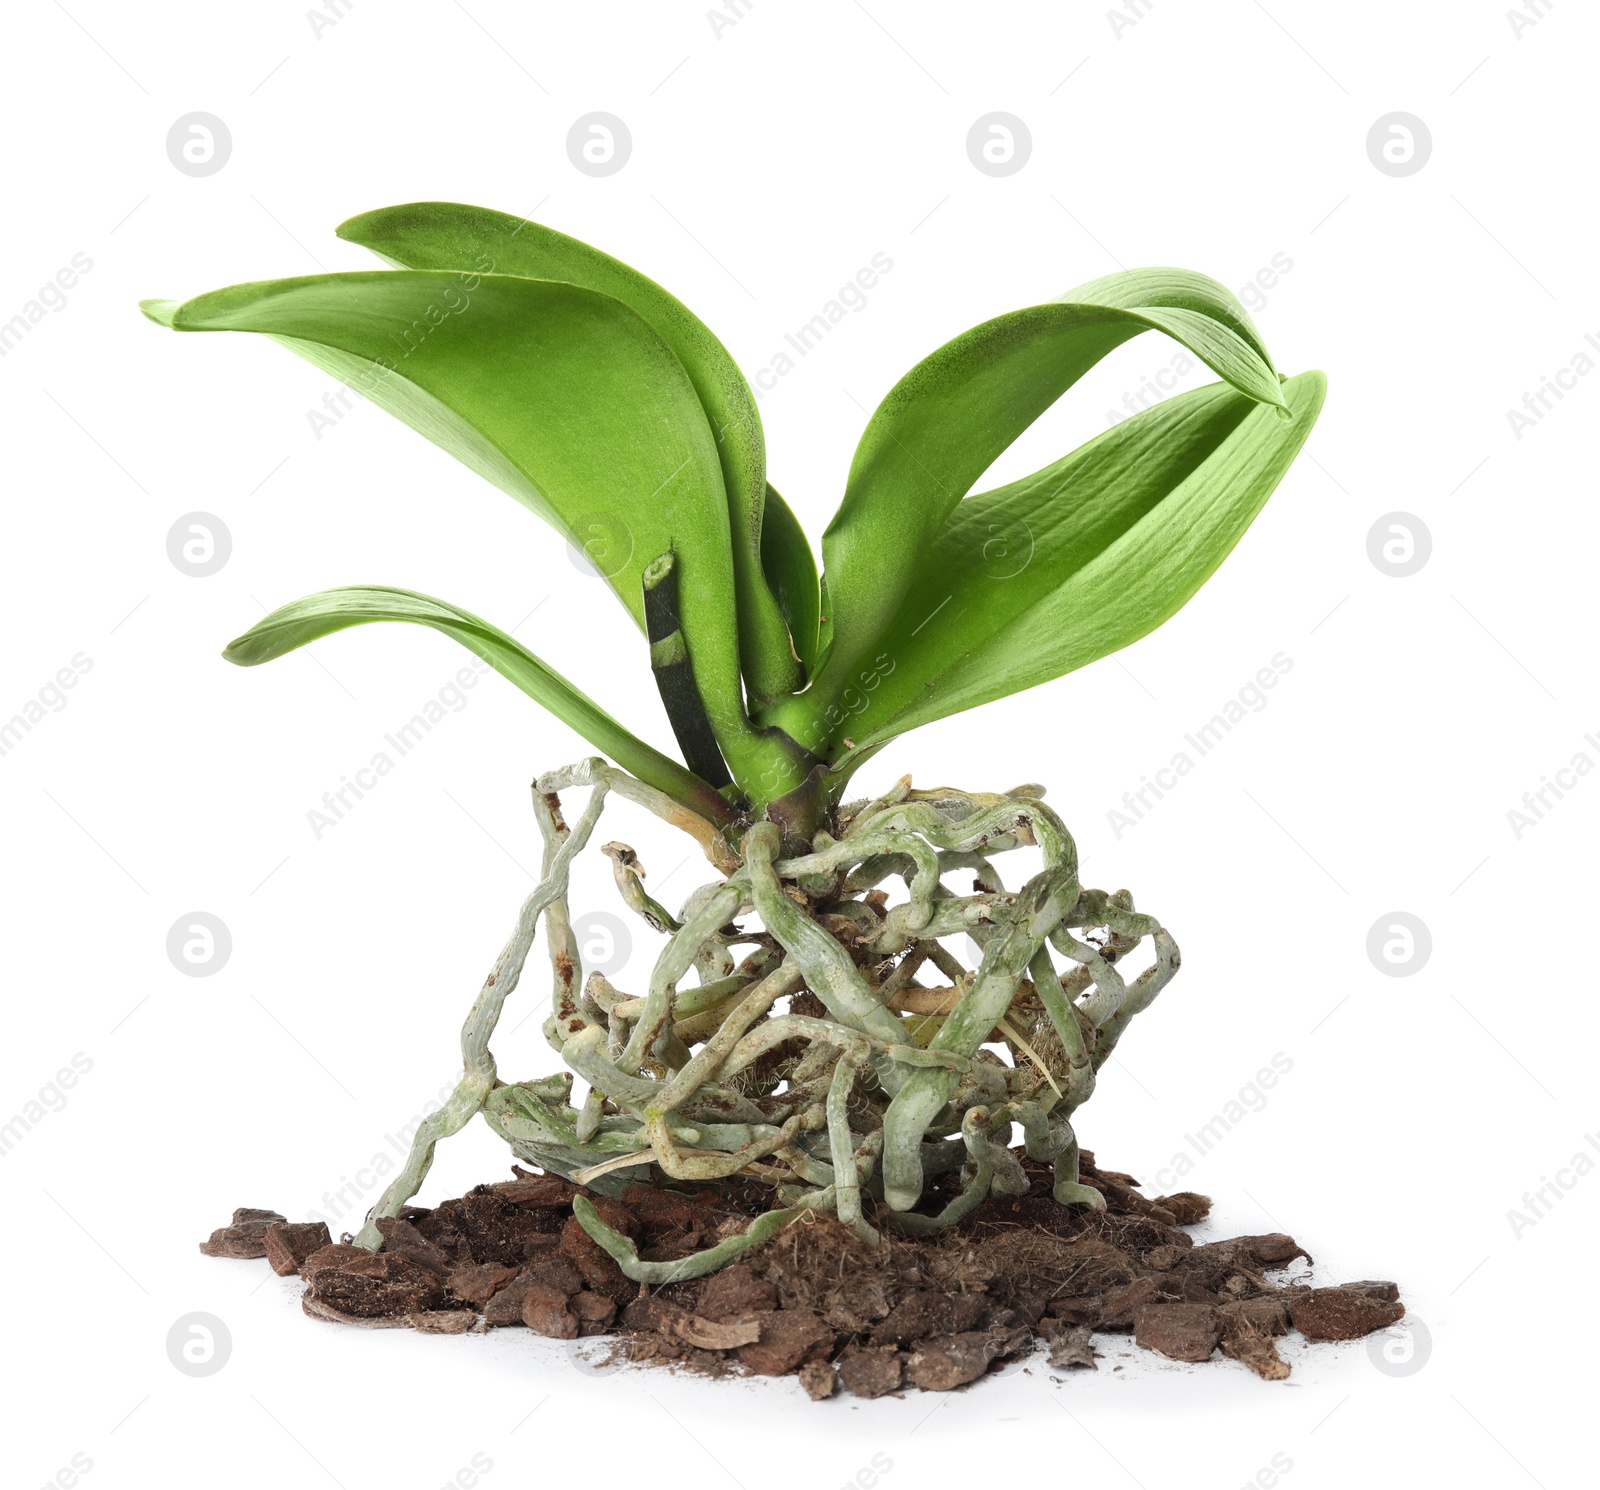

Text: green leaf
xmin=810 ymin=371 xmax=1325 ymax=759
xmin=758 ymin=482 xmax=821 ymax=681
xmin=225 ymin=586 xmax=735 ymax=825
xmin=334 ymin=202 xmax=801 ymax=705
xmin=141 ymin=268 xmax=765 ymax=785
xmin=813 ymin=269 xmax=1288 ymax=716
xmin=1060 ymin=267 xmax=1280 ymax=379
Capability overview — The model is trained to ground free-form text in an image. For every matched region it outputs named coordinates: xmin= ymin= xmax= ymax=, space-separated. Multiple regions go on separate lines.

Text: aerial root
xmin=353 ymin=757 xmax=1179 ymax=1266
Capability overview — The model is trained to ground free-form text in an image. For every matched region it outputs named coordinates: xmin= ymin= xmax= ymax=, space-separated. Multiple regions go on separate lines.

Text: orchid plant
xmin=145 ymin=203 xmax=1322 ymax=1276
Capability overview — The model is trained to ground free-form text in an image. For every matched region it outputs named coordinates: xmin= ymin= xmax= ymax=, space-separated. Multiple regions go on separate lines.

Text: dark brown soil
xmin=201 ymin=1152 xmax=1401 ymax=1396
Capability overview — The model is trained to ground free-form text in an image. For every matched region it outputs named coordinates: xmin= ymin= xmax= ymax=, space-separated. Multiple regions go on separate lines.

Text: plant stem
xmin=642 ymin=551 xmax=733 ymax=790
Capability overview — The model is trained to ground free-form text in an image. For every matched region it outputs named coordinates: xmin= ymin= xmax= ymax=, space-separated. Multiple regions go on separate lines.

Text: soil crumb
xmin=204 ymin=1152 xmax=1400 ymax=1396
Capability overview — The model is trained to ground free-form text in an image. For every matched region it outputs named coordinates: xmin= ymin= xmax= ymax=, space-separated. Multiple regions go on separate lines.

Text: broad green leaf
xmin=225 ymin=586 xmax=735 ymax=824
xmin=141 ymin=270 xmax=764 ymax=784
xmin=758 ymin=483 xmax=821 ymax=680
xmin=334 ymin=201 xmax=802 ymax=704
xmin=809 ymin=370 xmax=1325 ymax=759
xmin=814 ymin=269 xmax=1287 ymax=708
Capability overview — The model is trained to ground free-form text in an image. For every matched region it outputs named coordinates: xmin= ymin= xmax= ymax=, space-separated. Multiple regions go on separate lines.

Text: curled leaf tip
xmin=1282 ymin=369 xmax=1326 ymax=420
xmin=139 ymin=298 xmax=180 ymax=327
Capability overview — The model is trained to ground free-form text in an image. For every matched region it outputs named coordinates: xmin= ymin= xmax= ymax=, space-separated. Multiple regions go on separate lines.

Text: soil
xmin=201 ymin=1153 xmax=1402 ymax=1397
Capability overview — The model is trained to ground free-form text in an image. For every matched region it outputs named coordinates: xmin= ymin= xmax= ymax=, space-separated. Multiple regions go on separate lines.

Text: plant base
xmin=203 ymin=755 xmax=1403 ymax=1393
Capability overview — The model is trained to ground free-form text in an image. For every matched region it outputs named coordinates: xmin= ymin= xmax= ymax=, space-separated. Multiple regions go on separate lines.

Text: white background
xmin=2 ymin=2 xmax=1592 ymax=1486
